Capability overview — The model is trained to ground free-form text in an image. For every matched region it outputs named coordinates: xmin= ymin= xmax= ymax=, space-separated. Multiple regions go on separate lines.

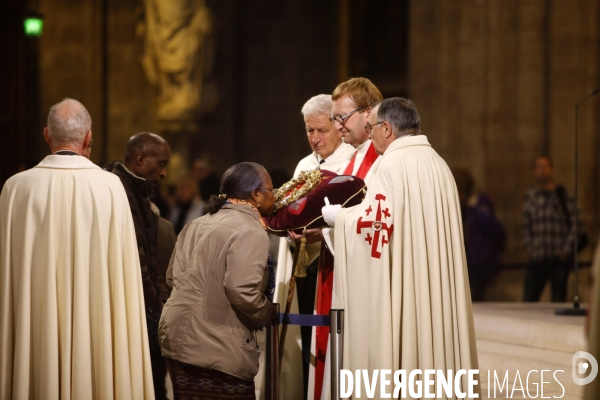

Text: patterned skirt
xmin=166 ymin=358 xmax=256 ymax=400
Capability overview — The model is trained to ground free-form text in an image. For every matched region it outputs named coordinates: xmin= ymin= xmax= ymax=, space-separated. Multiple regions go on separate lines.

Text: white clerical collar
xmin=117 ymin=161 xmax=148 ymax=182
xmin=356 ymin=139 xmax=371 ymax=152
xmin=37 ymin=154 xmax=100 ymax=169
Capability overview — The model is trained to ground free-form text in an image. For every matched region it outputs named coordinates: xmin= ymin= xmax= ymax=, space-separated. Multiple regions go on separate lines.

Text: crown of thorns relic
xmin=274 ymin=169 xmax=323 ymax=211
xmin=265 ymin=169 xmax=366 ymax=278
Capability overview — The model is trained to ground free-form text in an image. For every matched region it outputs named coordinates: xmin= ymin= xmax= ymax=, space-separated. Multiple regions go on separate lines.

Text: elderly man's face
xmin=305 ymin=114 xmax=342 ymax=159
xmin=367 ymin=107 xmax=387 ymax=155
xmin=331 ymin=95 xmax=370 ymax=148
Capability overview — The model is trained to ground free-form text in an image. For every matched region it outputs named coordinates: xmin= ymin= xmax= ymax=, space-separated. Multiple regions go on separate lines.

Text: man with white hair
xmin=269 ymin=94 xmax=354 ymax=400
xmin=294 ymin=94 xmax=355 ymax=176
xmin=0 ymin=98 xmax=155 ymax=399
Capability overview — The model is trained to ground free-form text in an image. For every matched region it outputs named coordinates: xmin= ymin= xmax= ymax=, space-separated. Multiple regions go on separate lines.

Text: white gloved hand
xmin=322 ymin=204 xmax=342 ymax=227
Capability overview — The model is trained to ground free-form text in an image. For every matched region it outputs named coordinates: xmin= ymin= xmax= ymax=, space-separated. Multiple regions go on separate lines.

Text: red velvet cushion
xmin=265 ymin=170 xmax=366 ymax=234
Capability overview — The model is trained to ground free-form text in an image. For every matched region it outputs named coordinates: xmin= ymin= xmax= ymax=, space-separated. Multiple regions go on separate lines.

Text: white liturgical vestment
xmin=0 ymin=155 xmax=154 ymax=400
xmin=293 ymin=142 xmax=355 ymax=177
xmin=329 ymin=135 xmax=479 ymax=400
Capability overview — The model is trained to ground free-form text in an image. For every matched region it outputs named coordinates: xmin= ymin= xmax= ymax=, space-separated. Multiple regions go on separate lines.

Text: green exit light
xmin=24 ymin=18 xmax=43 ymax=37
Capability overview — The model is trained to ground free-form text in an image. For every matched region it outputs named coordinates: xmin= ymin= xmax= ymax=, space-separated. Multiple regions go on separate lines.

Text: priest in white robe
xmin=323 ymin=98 xmax=479 ymax=400
xmin=262 ymin=94 xmax=354 ymax=400
xmin=0 ymin=99 xmax=154 ymax=400
xmin=271 ymin=80 xmax=384 ymax=400
xmin=300 ymin=77 xmax=384 ymax=400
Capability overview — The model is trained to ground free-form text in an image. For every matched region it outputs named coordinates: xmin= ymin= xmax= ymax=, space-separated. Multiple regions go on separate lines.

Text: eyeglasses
xmin=365 ymin=121 xmax=384 ymax=135
xmin=329 ymin=107 xmax=366 ymax=126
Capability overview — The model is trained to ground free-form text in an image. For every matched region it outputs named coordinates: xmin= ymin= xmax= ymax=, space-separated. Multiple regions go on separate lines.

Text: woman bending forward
xmin=159 ymin=162 xmax=277 ymax=399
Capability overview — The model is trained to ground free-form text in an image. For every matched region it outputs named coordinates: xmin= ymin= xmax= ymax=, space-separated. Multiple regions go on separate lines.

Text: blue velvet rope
xmin=278 ymin=313 xmax=330 ymax=327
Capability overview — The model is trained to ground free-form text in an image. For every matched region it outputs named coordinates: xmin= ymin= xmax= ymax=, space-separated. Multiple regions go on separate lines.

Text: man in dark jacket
xmin=105 ymin=132 xmax=176 ymax=400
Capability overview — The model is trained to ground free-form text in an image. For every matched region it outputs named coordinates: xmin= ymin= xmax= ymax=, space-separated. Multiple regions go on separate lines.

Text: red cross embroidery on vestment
xmin=356 ymin=193 xmax=394 ymax=259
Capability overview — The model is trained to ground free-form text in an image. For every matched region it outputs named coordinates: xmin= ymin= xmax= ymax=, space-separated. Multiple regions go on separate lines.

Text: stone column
xmin=409 ymin=0 xmax=600 ymax=262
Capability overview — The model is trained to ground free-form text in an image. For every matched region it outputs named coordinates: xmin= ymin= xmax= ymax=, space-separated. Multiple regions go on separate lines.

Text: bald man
xmin=105 ymin=133 xmax=176 ymax=400
xmin=0 ymin=99 xmax=154 ymax=398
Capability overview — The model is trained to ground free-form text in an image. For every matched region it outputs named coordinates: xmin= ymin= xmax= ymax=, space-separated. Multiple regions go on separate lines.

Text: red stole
xmin=342 ymin=142 xmax=379 ymax=179
xmin=313 ymin=244 xmax=333 ymax=400
xmin=313 ymin=142 xmax=379 ymax=400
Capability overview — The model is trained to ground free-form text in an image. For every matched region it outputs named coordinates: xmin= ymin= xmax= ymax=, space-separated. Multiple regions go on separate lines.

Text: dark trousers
xmin=523 ymin=258 xmax=570 ymax=302
xmin=148 ymin=310 xmax=168 ymax=400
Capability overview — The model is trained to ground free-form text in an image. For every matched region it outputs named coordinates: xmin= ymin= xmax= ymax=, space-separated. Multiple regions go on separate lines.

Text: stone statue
xmin=141 ymin=0 xmax=211 ymax=123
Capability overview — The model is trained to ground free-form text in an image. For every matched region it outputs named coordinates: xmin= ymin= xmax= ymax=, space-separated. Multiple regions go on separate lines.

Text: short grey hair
xmin=47 ymin=98 xmax=92 ymax=147
xmin=301 ymin=94 xmax=332 ymax=118
xmin=374 ymin=97 xmax=420 ymax=138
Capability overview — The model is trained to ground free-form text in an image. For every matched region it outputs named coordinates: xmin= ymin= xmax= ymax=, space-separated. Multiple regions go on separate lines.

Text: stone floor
xmin=473 ymin=302 xmax=589 ymax=399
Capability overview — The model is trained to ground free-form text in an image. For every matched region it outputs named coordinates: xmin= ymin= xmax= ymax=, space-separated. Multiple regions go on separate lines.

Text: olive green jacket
xmin=159 ymin=203 xmax=272 ymax=380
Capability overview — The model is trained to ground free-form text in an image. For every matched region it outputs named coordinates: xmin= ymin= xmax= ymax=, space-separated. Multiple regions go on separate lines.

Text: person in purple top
xmin=454 ymin=169 xmax=506 ymax=301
